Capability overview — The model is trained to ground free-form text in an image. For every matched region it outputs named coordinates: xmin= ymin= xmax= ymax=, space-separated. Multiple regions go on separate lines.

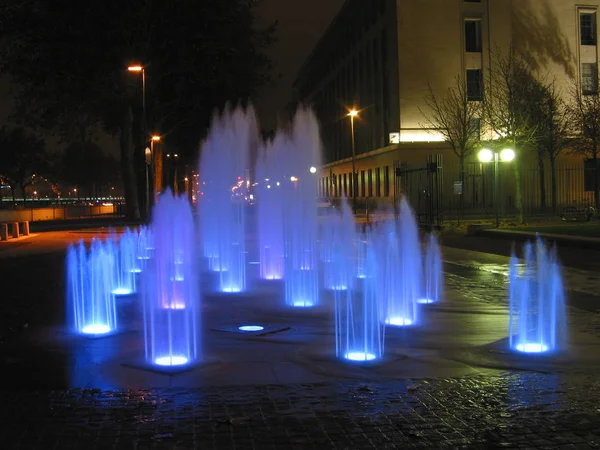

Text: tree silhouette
xmin=0 ymin=0 xmax=276 ymax=219
xmin=0 ymin=126 xmax=49 ymax=204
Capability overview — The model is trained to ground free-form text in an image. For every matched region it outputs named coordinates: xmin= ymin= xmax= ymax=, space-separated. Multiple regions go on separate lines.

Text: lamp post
xmin=145 ymin=135 xmax=160 ymax=213
xmin=478 ymin=148 xmax=515 ymax=228
xmin=347 ymin=109 xmax=358 ymax=213
xmin=128 ymin=65 xmax=148 ymax=216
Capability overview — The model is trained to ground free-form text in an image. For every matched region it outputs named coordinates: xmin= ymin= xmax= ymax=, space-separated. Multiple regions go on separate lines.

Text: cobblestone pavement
xmin=2 ymin=372 xmax=600 ymax=449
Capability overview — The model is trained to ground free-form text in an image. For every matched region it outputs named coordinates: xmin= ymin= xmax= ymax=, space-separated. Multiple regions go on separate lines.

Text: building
xmin=293 ymin=0 xmax=600 ymax=217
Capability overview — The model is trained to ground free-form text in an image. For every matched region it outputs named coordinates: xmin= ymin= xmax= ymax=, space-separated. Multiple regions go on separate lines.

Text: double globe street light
xmin=477 ymin=147 xmax=515 ymax=228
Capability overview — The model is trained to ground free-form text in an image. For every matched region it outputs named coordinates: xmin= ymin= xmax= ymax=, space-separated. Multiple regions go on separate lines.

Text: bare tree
xmin=483 ymin=46 xmax=541 ymax=223
xmin=569 ymin=77 xmax=600 ymax=210
xmin=420 ymin=75 xmax=481 ymax=215
xmin=535 ymin=80 xmax=571 ymax=213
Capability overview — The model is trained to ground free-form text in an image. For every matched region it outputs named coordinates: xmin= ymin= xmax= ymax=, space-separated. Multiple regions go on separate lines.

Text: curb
xmin=474 ymin=228 xmax=600 ymax=250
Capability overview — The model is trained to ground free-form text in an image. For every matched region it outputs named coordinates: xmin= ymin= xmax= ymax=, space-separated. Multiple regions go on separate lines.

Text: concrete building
xmin=293 ymin=0 xmax=599 ymax=218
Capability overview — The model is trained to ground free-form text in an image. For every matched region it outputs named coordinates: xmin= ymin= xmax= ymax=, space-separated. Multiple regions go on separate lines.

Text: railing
xmin=0 ymin=204 xmax=119 ymax=223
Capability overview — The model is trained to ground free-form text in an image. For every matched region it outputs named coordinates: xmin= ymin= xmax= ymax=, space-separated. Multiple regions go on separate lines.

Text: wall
xmin=0 ymin=205 xmax=117 ymax=223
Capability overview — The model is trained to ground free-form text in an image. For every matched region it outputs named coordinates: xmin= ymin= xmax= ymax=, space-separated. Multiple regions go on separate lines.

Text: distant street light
xmin=347 ymin=108 xmax=359 ymax=213
xmin=478 ymin=147 xmax=515 ymax=228
xmin=309 ymin=166 xmax=317 ymax=174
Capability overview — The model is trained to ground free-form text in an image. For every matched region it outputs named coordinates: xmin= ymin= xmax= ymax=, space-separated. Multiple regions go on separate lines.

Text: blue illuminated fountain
xmin=322 ymin=200 xmax=355 ymax=291
xmin=420 ymin=233 xmax=443 ymax=304
xmin=508 ymin=238 xmax=566 ymax=354
xmin=136 ymin=225 xmax=154 ymax=266
xmin=378 ymin=197 xmax=422 ymax=327
xmin=141 ymin=190 xmax=200 ymax=368
xmin=256 ymin=134 xmax=286 ymax=280
xmin=109 ymin=228 xmax=138 ymax=295
xmin=67 ymin=239 xmax=118 ymax=336
xmin=283 ymin=108 xmax=321 ymax=307
xmin=198 ymin=104 xmax=257 ymax=292
xmin=335 ymin=239 xmax=385 ymax=361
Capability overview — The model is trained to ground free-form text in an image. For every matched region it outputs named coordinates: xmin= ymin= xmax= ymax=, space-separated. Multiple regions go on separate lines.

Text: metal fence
xmin=442 ymin=161 xmax=595 ymax=217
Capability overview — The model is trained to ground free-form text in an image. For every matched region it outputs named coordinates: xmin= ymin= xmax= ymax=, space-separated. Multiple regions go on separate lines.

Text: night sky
xmin=0 ymin=1 xmax=345 ymax=151
xmin=255 ymin=0 xmax=345 ymax=130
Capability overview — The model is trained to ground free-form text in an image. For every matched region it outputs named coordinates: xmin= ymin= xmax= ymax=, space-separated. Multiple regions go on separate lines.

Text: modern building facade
xmin=293 ymin=0 xmax=600 ymax=216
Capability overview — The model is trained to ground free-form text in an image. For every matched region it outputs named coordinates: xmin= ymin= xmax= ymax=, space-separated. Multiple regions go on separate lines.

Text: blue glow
xmin=67 ymin=239 xmax=118 ymax=336
xmin=322 ymin=203 xmax=355 ymax=292
xmin=154 ymin=355 xmax=189 ymax=366
xmin=378 ymin=198 xmax=421 ymax=327
xmin=422 ymin=233 xmax=443 ymax=304
xmin=344 ymin=351 xmax=377 ymax=361
xmin=239 ymin=325 xmax=264 ymax=332
xmin=508 ymin=238 xmax=566 ymax=354
xmin=142 ymin=190 xmax=200 ymax=368
xmin=112 ymin=287 xmax=133 ymax=296
xmin=199 ymin=106 xmax=252 ymax=292
xmin=335 ymin=222 xmax=385 ymax=363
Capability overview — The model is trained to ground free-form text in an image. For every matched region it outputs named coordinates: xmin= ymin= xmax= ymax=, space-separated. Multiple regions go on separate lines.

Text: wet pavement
xmin=2 ymin=228 xmax=600 ymax=448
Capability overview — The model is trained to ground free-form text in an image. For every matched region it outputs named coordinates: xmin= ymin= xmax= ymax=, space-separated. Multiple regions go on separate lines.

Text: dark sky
xmin=254 ymin=0 xmax=345 ymax=130
xmin=0 ymin=1 xmax=345 ymax=148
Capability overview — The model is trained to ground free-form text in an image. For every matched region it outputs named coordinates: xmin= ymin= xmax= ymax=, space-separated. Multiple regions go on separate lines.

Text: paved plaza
xmin=1 ymin=227 xmax=600 ymax=448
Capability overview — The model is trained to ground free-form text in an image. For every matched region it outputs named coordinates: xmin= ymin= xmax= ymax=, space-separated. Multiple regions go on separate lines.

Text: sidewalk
xmin=475 ymin=226 xmax=600 ymax=250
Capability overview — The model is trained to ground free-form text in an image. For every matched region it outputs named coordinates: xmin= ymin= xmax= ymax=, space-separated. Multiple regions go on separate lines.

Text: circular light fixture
xmin=238 ymin=325 xmax=264 ymax=332
xmin=500 ymin=148 xmax=515 ymax=162
xmin=385 ymin=317 xmax=414 ymax=326
xmin=478 ymin=148 xmax=494 ymax=163
xmin=344 ymin=351 xmax=376 ymax=361
xmin=81 ymin=324 xmax=111 ymax=335
xmin=154 ymin=355 xmax=189 ymax=366
xmin=309 ymin=166 xmax=317 ymax=174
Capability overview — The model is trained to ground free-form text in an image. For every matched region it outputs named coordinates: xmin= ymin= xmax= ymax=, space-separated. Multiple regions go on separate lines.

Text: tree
xmin=0 ymin=0 xmax=276 ymax=219
xmin=59 ymin=141 xmax=120 ymax=198
xmin=570 ymin=77 xmax=600 ymax=210
xmin=0 ymin=126 xmax=49 ymax=204
xmin=421 ymin=75 xmax=482 ymax=215
xmin=535 ymin=80 xmax=571 ymax=213
xmin=483 ymin=46 xmax=541 ymax=223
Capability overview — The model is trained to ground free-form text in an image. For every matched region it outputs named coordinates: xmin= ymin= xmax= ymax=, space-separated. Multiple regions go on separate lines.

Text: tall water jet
xmin=109 ymin=228 xmax=138 ymax=295
xmin=335 ymin=242 xmax=385 ymax=361
xmin=198 ymin=105 xmax=257 ymax=293
xmin=67 ymin=239 xmax=118 ymax=336
xmin=508 ymin=238 xmax=566 ymax=354
xmin=283 ymin=108 xmax=321 ymax=307
xmin=420 ymin=233 xmax=443 ymax=304
xmin=322 ymin=200 xmax=355 ymax=291
xmin=141 ymin=190 xmax=200 ymax=367
xmin=136 ymin=225 xmax=154 ymax=266
xmin=256 ymin=134 xmax=286 ymax=280
xmin=379 ymin=198 xmax=422 ymax=327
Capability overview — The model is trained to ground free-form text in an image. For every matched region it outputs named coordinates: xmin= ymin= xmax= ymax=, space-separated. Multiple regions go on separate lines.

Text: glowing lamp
xmin=478 ymin=149 xmax=493 ymax=163
xmin=500 ymin=148 xmax=515 ymax=162
xmin=127 ymin=65 xmax=143 ymax=72
xmin=309 ymin=166 xmax=317 ymax=174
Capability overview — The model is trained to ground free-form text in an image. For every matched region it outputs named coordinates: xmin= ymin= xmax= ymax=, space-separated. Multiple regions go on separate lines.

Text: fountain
xmin=256 ymin=134 xmax=286 ymax=280
xmin=136 ymin=225 xmax=154 ymax=266
xmin=141 ymin=190 xmax=200 ymax=367
xmin=283 ymin=108 xmax=321 ymax=307
xmin=109 ymin=228 xmax=138 ymax=295
xmin=335 ymin=240 xmax=385 ymax=361
xmin=67 ymin=239 xmax=118 ymax=336
xmin=322 ymin=200 xmax=355 ymax=291
xmin=198 ymin=104 xmax=257 ymax=293
xmin=420 ymin=233 xmax=443 ymax=304
xmin=508 ymin=238 xmax=566 ymax=354
xmin=378 ymin=197 xmax=422 ymax=327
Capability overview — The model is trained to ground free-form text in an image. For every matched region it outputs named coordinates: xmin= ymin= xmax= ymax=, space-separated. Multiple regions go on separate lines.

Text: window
xmin=466 ymin=69 xmax=483 ymax=101
xmin=383 ymin=166 xmax=390 ymax=197
xmin=375 ymin=168 xmax=381 ymax=196
xmin=367 ymin=169 xmax=373 ymax=197
xmin=581 ymin=11 xmax=597 ymax=45
xmin=464 ymin=20 xmax=482 ymax=52
xmin=582 ymin=63 xmax=598 ymax=95
xmin=360 ymin=170 xmax=366 ymax=197
xmin=469 ymin=118 xmax=481 ymax=140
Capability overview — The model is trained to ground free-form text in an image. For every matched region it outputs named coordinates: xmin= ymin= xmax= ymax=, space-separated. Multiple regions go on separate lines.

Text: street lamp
xmin=128 ymin=64 xmax=149 ymax=216
xmin=347 ymin=108 xmax=359 ymax=213
xmin=478 ymin=147 xmax=515 ymax=228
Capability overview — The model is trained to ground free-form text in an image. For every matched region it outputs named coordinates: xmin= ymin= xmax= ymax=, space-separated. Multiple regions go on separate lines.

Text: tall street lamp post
xmin=127 ymin=64 xmax=148 ymax=217
xmin=478 ymin=147 xmax=515 ymax=228
xmin=347 ymin=109 xmax=358 ymax=214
